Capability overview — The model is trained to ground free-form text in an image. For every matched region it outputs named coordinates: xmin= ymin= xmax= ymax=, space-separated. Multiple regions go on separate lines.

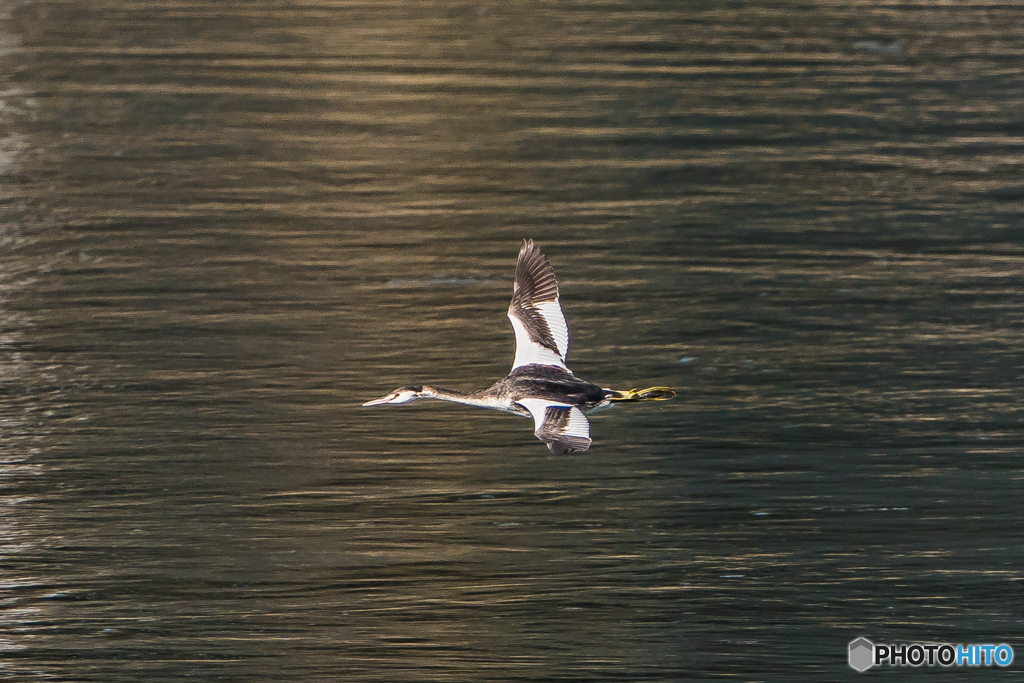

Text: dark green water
xmin=1 ymin=1 xmax=1022 ymax=680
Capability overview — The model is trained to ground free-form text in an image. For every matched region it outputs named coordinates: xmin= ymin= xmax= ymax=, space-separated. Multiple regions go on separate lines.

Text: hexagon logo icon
xmin=849 ymin=637 xmax=874 ymax=672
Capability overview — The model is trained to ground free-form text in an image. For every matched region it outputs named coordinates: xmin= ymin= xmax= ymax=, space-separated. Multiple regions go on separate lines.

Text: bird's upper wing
xmin=516 ymin=398 xmax=592 ymax=454
xmin=507 ymin=239 xmax=570 ymax=371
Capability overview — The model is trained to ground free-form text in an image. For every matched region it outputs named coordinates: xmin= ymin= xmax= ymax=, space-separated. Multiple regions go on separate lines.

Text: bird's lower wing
xmin=517 ymin=398 xmax=592 ymax=454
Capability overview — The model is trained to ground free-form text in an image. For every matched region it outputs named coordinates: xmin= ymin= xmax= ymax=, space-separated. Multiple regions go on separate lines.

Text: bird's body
xmin=362 ymin=240 xmax=675 ymax=454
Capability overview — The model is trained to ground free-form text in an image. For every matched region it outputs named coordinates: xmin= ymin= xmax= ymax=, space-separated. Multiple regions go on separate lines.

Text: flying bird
xmin=362 ymin=240 xmax=675 ymax=453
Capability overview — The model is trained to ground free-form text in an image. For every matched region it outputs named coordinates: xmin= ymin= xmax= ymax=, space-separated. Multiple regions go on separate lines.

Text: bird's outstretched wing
xmin=507 ymin=239 xmax=570 ymax=371
xmin=516 ymin=398 xmax=592 ymax=454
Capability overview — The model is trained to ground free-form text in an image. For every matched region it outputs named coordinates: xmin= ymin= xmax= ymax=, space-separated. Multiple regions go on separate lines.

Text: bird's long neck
xmin=421 ymin=385 xmax=520 ymax=413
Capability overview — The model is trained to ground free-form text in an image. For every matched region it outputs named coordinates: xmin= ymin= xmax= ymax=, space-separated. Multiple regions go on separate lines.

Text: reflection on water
xmin=2 ymin=0 xmax=1023 ymax=680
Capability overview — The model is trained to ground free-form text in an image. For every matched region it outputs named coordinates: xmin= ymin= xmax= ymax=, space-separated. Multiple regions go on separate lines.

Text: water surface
xmin=1 ymin=1 xmax=1022 ymax=680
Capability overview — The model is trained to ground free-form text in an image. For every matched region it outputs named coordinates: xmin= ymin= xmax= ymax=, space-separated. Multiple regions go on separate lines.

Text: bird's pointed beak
xmin=361 ymin=394 xmax=395 ymax=407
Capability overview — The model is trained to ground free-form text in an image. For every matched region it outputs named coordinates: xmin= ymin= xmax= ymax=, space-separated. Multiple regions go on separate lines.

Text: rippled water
xmin=2 ymin=1 xmax=1022 ymax=680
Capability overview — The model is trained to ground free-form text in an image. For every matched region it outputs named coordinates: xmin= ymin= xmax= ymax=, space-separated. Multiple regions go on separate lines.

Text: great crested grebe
xmin=362 ymin=240 xmax=675 ymax=454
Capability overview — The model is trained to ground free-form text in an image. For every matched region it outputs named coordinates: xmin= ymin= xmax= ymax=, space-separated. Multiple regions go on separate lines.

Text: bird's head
xmin=361 ymin=385 xmax=435 ymax=407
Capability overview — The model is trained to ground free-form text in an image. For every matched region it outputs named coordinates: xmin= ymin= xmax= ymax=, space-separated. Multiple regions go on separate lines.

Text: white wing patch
xmin=517 ymin=398 xmax=569 ymax=430
xmin=535 ymin=300 xmax=569 ymax=359
xmin=556 ymin=405 xmax=591 ymax=440
xmin=508 ymin=313 xmax=567 ymax=370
